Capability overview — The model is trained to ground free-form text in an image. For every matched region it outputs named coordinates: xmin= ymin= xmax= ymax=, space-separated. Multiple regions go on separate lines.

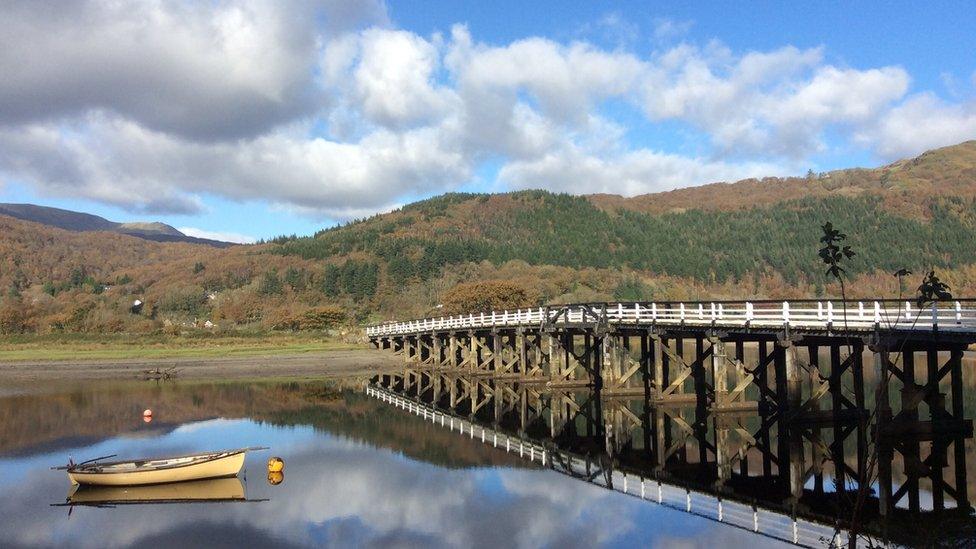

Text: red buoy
xmin=143 ymin=409 xmax=153 ymax=423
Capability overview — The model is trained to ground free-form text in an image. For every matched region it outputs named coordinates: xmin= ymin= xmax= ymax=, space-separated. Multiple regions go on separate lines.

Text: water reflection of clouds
xmin=0 ymin=419 xmax=788 ymax=548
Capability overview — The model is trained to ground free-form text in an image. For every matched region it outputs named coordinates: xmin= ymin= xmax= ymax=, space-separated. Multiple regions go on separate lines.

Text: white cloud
xmin=500 ymin=143 xmax=790 ymax=196
xmin=857 ymin=93 xmax=976 ymax=158
xmin=639 ymin=44 xmax=911 ymax=158
xmin=352 ymin=29 xmax=456 ymax=129
xmin=0 ymin=2 xmax=973 ymax=220
xmin=177 ymin=227 xmax=257 ymax=244
xmin=0 ymin=113 xmax=468 ymax=217
xmin=0 ymin=0 xmax=380 ymax=141
xmin=0 ymin=119 xmax=206 ymax=214
xmin=448 ymin=25 xmax=643 ymax=125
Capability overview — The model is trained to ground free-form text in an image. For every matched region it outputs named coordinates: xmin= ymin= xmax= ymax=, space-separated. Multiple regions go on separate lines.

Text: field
xmin=0 ymin=332 xmax=363 ymax=362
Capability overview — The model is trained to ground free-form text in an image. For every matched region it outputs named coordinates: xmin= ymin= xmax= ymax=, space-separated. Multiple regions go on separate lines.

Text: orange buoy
xmin=267 ymin=457 xmax=285 ymax=473
xmin=143 ymin=409 xmax=153 ymax=423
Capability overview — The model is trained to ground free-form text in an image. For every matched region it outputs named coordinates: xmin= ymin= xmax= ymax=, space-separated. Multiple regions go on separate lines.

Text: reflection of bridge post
xmin=651 ymin=334 xmax=667 ymax=469
xmin=493 ymin=380 xmax=503 ymax=426
xmin=874 ymin=340 xmax=973 ymax=517
xmin=734 ymin=341 xmax=750 ymax=477
xmin=805 ymin=346 xmax=826 ymax=494
xmin=872 ymin=341 xmax=893 ymax=516
xmin=582 ymin=332 xmax=604 ymax=442
xmin=827 ymin=341 xmax=866 ymax=492
xmin=639 ymin=331 xmax=654 ymax=464
xmin=715 ymin=414 xmax=730 ymax=487
xmin=449 ymin=371 xmax=458 ymax=411
xmin=693 ymin=337 xmax=709 ymax=465
xmin=788 ymin=425 xmax=805 ymax=505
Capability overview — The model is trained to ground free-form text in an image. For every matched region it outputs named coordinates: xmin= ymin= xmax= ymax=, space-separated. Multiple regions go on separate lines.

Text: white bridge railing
xmin=366 ymin=300 xmax=976 ymax=337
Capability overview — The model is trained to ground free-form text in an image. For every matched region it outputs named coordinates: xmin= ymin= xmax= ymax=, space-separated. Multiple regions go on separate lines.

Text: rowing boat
xmin=63 ymin=448 xmax=260 ymax=486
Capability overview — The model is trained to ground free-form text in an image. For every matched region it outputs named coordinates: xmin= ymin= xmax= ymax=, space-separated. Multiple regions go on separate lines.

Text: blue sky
xmin=0 ymin=0 xmax=973 ymax=242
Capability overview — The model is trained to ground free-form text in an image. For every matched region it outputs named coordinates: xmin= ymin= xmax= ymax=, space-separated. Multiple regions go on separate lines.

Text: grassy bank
xmin=0 ymin=332 xmax=365 ymax=362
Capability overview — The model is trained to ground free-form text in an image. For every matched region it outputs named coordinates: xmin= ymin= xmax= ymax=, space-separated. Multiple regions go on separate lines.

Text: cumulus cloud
xmin=856 ymin=93 xmax=976 ymax=158
xmin=639 ymin=44 xmax=911 ymax=158
xmin=0 ymin=0 xmax=374 ymax=141
xmin=448 ymin=25 xmax=644 ymax=126
xmin=0 ymin=113 xmax=466 ymax=217
xmin=0 ymin=119 xmax=206 ymax=214
xmin=0 ymin=1 xmax=972 ymax=220
xmin=351 ymin=29 xmax=456 ymax=129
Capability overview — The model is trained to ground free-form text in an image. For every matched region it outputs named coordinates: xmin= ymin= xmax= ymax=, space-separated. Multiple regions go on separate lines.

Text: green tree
xmin=158 ymin=285 xmax=205 ymax=315
xmin=387 ymin=256 xmax=415 ymax=284
xmin=258 ymin=269 xmax=283 ymax=296
xmin=613 ymin=277 xmax=653 ymax=301
xmin=284 ymin=267 xmax=305 ymax=290
xmin=320 ymin=265 xmax=341 ymax=297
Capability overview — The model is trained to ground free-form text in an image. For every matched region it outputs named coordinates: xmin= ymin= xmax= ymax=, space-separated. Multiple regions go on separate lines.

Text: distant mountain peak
xmin=116 ymin=221 xmax=184 ymax=237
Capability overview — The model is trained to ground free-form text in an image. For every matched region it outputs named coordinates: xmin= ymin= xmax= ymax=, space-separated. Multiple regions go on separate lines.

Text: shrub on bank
xmin=269 ymin=305 xmax=346 ymax=331
xmin=0 ymin=296 xmax=32 ymax=334
xmin=441 ymin=280 xmax=539 ymax=315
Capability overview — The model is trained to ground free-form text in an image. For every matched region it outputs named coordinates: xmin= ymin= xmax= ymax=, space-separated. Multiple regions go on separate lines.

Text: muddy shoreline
xmin=0 ymin=348 xmax=402 ymax=385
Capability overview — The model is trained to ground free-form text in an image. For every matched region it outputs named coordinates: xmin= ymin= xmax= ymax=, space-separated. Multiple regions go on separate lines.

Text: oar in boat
xmin=51 ymin=454 xmax=118 ymax=471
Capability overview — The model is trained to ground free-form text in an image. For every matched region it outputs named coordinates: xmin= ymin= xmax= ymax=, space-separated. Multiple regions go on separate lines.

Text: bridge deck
xmin=367 ymin=299 xmax=976 ymax=338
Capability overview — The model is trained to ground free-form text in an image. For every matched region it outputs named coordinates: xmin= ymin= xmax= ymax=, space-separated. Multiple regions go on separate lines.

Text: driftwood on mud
xmin=142 ymin=367 xmax=180 ymax=380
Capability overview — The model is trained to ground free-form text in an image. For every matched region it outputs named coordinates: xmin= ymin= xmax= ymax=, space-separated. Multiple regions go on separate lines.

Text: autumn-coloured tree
xmin=269 ymin=305 xmax=346 ymax=331
xmin=0 ymin=296 xmax=30 ymax=334
xmin=441 ymin=280 xmax=539 ymax=315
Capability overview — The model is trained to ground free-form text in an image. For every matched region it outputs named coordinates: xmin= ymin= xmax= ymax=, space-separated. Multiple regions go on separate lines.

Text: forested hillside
xmin=2 ymin=141 xmax=976 ymax=335
xmin=275 ymin=192 xmax=976 ymax=286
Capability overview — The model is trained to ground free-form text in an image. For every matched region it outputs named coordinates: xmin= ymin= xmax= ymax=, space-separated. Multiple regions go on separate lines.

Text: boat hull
xmin=68 ymin=451 xmax=245 ymax=486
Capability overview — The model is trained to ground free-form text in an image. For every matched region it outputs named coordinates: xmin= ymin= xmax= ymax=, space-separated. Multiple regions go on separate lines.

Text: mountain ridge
xmin=587 ymin=140 xmax=976 ymax=217
xmin=0 ymin=203 xmax=234 ymax=248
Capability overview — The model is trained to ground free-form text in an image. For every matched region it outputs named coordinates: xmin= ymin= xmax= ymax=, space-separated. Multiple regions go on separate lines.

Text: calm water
xmin=0 ymin=380 xmax=784 ymax=548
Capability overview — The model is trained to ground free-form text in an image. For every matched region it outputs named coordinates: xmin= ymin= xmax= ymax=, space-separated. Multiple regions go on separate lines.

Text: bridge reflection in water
xmin=368 ymin=301 xmax=976 ymax=547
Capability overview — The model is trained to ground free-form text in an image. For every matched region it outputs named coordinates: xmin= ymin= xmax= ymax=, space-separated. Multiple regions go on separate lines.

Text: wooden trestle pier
xmin=368 ymin=300 xmax=976 ymax=543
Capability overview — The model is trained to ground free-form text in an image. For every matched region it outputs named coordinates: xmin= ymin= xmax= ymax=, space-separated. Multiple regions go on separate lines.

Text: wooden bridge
xmin=367 ymin=299 xmax=976 ymax=545
xmin=367 ymin=299 xmax=976 ymax=418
